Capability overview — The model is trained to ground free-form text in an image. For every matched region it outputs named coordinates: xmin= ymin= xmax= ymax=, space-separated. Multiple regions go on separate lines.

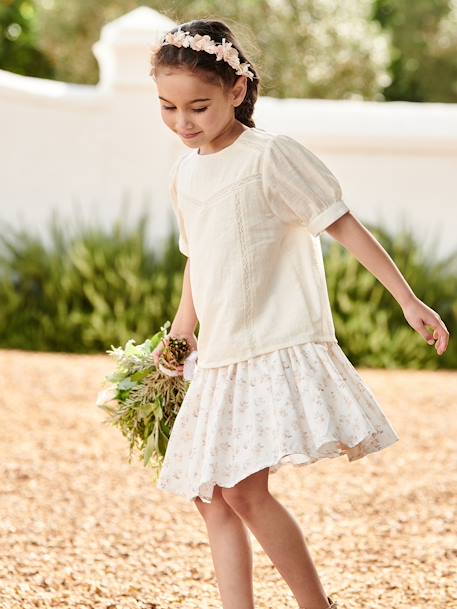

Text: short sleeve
xmin=262 ymin=134 xmax=350 ymax=237
xmin=169 ymin=155 xmax=189 ymax=256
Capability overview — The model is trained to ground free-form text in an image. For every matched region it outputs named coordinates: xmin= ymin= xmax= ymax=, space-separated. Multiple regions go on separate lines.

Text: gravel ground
xmin=0 ymin=349 xmax=456 ymax=609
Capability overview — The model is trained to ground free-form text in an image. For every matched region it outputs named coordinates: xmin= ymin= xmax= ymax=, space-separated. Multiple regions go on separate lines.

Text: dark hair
xmin=150 ymin=19 xmax=260 ymax=128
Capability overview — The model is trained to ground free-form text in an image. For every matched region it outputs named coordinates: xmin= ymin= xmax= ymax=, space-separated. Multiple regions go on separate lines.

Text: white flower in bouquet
xmin=95 ymin=386 xmax=117 ymax=407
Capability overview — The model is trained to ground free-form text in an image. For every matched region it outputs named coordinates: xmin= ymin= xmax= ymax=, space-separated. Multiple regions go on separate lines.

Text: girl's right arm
xmin=170 ymin=258 xmax=198 ymax=341
xmin=326 ymin=213 xmax=450 ymax=355
xmin=152 ymin=258 xmax=199 ymax=371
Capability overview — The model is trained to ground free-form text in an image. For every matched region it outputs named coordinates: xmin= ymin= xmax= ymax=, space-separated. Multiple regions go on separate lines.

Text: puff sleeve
xmin=262 ymin=134 xmax=350 ymax=237
xmin=169 ymin=154 xmax=190 ymax=256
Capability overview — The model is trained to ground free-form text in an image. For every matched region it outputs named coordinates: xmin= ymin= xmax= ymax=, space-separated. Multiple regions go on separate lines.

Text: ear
xmin=232 ymin=75 xmax=248 ymax=107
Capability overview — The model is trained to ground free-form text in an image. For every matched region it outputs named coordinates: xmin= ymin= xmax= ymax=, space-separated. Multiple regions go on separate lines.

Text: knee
xmin=194 ymin=494 xmax=238 ymax=524
xmin=221 ymin=485 xmax=269 ymax=518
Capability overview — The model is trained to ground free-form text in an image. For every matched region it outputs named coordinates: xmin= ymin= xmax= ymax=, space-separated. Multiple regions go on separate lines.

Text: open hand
xmin=402 ymin=296 xmax=450 ymax=356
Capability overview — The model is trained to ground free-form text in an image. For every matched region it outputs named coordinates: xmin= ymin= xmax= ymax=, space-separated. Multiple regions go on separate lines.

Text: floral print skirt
xmin=156 ymin=341 xmax=400 ymax=504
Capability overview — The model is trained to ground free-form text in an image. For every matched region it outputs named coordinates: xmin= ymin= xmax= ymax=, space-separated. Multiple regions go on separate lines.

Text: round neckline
xmin=195 ymin=127 xmax=254 ymax=158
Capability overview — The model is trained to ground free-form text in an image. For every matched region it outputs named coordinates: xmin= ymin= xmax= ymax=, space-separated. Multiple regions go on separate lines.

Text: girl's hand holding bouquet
xmin=95 ymin=321 xmax=198 ymax=481
xmin=152 ymin=327 xmax=198 ymax=376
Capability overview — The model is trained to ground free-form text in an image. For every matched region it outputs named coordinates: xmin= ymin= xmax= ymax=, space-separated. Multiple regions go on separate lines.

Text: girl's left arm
xmin=325 ymin=212 xmax=450 ymax=356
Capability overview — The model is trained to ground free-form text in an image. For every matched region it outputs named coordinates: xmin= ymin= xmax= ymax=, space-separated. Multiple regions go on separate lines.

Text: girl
xmin=149 ymin=19 xmax=449 ymax=609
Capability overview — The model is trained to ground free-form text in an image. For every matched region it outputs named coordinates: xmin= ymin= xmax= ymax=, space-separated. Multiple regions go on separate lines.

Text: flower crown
xmin=150 ymin=27 xmax=255 ymax=81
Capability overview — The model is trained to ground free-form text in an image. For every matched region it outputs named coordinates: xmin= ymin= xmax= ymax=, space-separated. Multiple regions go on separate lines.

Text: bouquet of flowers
xmin=95 ymin=320 xmax=198 ymax=481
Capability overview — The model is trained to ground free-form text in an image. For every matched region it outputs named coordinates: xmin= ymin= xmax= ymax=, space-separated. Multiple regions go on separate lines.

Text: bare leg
xmin=194 ymin=484 xmax=255 ymax=609
xmin=221 ymin=467 xmax=330 ymax=609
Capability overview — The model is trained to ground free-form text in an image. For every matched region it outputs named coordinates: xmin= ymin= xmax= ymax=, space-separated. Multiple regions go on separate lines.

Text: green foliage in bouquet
xmin=96 ymin=320 xmax=193 ymax=481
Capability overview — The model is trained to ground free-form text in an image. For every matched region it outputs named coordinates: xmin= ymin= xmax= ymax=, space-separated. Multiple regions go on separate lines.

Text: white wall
xmin=1 ymin=6 xmax=456 ymax=259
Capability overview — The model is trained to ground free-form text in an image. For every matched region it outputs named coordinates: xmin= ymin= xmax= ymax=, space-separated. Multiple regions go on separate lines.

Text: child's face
xmin=155 ymin=67 xmax=246 ymax=149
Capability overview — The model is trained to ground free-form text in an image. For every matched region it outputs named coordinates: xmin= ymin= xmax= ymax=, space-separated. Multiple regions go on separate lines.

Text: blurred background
xmin=1 ymin=0 xmax=456 ymax=367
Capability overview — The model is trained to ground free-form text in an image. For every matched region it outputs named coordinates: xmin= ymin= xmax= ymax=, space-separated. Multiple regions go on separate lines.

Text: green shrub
xmin=0 ymin=212 xmax=455 ymax=369
xmin=0 ymin=211 xmax=186 ymax=353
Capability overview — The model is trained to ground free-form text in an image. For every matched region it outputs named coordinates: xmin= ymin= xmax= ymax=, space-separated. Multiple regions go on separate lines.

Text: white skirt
xmin=156 ymin=341 xmax=400 ymax=504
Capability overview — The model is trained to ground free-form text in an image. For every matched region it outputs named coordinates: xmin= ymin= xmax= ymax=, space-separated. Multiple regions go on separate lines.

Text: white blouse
xmin=168 ymin=127 xmax=350 ymax=368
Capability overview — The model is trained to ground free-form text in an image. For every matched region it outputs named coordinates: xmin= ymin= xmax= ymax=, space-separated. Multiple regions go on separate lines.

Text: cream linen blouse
xmin=168 ymin=127 xmax=350 ymax=368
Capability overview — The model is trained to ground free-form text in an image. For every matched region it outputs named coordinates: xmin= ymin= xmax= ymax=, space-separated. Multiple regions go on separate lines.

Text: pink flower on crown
xmin=164 ymin=28 xmax=188 ymax=47
xmin=215 ymin=38 xmax=234 ymax=62
xmin=228 ymin=54 xmax=241 ymax=69
xmin=181 ymin=34 xmax=192 ymax=48
xmin=190 ymin=34 xmax=212 ymax=51
xmin=193 ymin=35 xmax=217 ymax=54
xmin=204 ymin=42 xmax=218 ymax=54
xmin=237 ymin=62 xmax=255 ymax=79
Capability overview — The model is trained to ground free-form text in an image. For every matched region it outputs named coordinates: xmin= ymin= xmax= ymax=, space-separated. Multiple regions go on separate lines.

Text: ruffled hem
xmin=158 ymin=429 xmax=400 ymax=504
xmin=156 ymin=341 xmax=400 ymax=504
